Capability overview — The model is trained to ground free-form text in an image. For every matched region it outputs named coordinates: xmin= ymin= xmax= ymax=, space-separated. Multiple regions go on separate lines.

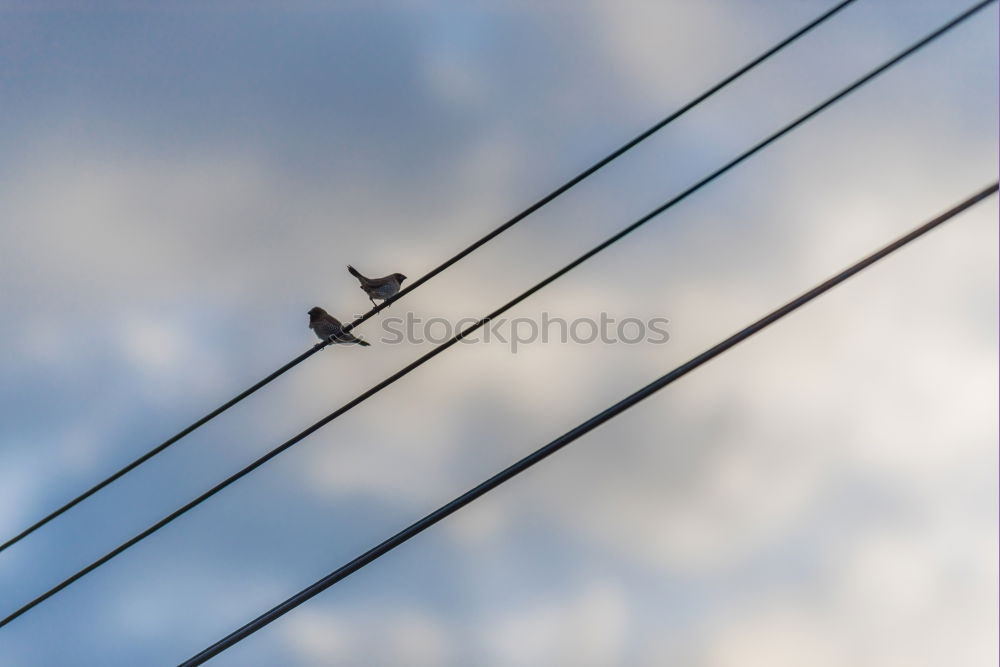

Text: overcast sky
xmin=1 ymin=1 xmax=997 ymax=665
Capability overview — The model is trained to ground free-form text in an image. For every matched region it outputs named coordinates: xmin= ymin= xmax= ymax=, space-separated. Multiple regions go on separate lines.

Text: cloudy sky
xmin=1 ymin=0 xmax=997 ymax=665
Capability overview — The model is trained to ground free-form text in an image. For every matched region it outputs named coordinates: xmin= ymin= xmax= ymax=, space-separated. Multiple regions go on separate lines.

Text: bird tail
xmin=356 ymin=338 xmax=371 ymax=347
xmin=347 ymin=265 xmax=365 ymax=280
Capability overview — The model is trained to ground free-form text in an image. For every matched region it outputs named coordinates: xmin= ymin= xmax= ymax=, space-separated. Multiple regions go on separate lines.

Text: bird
xmin=308 ymin=307 xmax=370 ymax=346
xmin=347 ymin=265 xmax=407 ymax=308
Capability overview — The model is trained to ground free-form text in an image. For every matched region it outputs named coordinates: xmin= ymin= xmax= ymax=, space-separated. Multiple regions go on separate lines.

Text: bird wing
xmin=321 ymin=314 xmax=343 ymax=328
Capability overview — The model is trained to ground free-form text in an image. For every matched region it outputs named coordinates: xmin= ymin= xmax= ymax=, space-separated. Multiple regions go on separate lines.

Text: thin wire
xmin=1 ymin=0 xmax=990 ymax=630
xmin=0 ymin=0 xmax=996 ymax=627
xmin=343 ymin=0 xmax=862 ymax=331
xmin=181 ymin=183 xmax=1000 ymax=666
xmin=0 ymin=345 xmax=325 ymax=554
xmin=0 ymin=0 xmax=860 ymax=555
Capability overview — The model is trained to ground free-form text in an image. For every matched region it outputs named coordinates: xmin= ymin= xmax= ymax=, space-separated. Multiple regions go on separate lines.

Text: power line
xmin=0 ymin=0 xmax=989 ymax=630
xmin=0 ymin=0 xmax=860 ymax=556
xmin=180 ymin=183 xmax=1000 ymax=666
xmin=3 ymin=0 xmax=991 ymax=629
xmin=341 ymin=0 xmax=861 ymax=330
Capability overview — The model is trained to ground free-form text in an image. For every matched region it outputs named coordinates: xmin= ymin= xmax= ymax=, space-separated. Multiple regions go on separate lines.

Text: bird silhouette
xmin=348 ymin=265 xmax=407 ymax=308
xmin=308 ymin=307 xmax=370 ymax=346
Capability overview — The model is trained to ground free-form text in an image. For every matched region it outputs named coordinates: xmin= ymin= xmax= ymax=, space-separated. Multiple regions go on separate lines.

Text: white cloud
xmin=705 ymin=602 xmax=847 ymax=667
xmin=0 ymin=2 xmax=994 ymax=664
xmin=282 ymin=606 xmax=453 ymax=666
xmin=483 ymin=580 xmax=629 ymax=667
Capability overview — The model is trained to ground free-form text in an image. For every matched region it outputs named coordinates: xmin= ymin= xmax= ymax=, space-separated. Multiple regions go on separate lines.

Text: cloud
xmin=0 ymin=1 xmax=995 ymax=665
xmin=282 ymin=606 xmax=453 ymax=666
xmin=482 ymin=579 xmax=629 ymax=666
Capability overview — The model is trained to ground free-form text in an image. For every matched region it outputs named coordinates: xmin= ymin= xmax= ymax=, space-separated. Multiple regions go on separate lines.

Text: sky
xmin=0 ymin=0 xmax=997 ymax=665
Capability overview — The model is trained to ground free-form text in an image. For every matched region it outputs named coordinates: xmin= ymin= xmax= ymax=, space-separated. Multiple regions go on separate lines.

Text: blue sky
xmin=0 ymin=1 xmax=997 ymax=665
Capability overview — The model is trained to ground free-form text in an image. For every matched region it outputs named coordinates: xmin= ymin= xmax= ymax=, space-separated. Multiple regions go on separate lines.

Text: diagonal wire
xmin=180 ymin=182 xmax=999 ymax=666
xmin=2 ymin=0 xmax=992 ymax=630
xmin=0 ymin=0 xmax=860 ymax=555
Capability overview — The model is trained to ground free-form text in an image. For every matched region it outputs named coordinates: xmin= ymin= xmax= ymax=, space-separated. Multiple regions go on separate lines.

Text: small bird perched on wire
xmin=347 ymin=265 xmax=407 ymax=308
xmin=308 ymin=307 xmax=370 ymax=346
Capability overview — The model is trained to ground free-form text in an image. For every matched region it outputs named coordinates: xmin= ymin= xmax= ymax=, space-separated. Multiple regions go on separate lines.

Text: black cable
xmin=0 ymin=0 xmax=860 ymax=555
xmin=0 ymin=345 xmax=325 ymax=554
xmin=181 ymin=183 xmax=1000 ymax=666
xmin=343 ymin=0 xmax=862 ymax=331
xmin=2 ymin=0 xmax=991 ymax=630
